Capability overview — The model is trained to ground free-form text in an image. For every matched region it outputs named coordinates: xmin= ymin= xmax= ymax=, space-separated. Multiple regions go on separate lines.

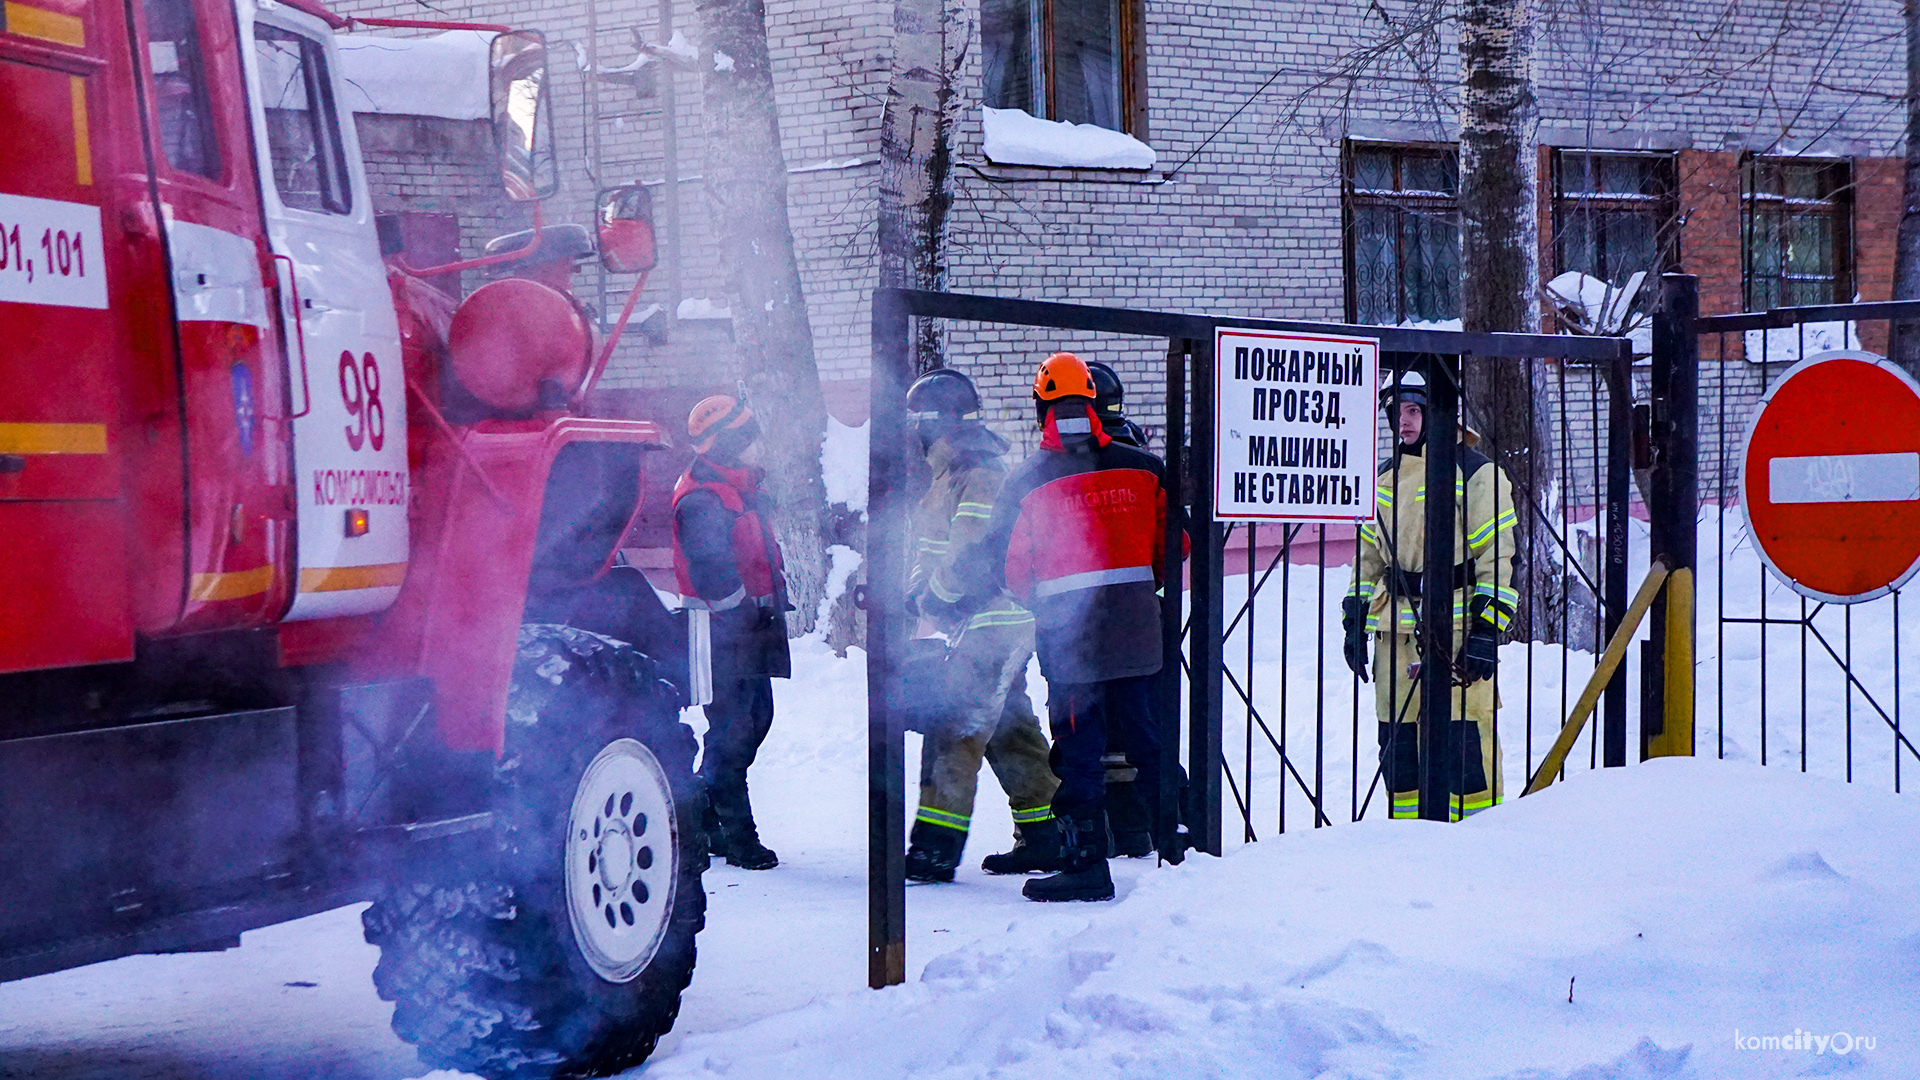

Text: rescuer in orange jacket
xmin=673 ymin=396 xmax=790 ymax=870
xmin=967 ymin=353 xmax=1176 ymax=902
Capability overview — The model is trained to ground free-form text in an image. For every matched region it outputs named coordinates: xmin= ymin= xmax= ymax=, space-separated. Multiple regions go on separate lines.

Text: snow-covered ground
xmin=3 ymin=514 xmax=1916 ymax=1079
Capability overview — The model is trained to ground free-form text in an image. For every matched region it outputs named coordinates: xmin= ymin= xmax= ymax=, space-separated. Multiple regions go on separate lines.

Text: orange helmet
xmin=1033 ymin=352 xmax=1096 ymax=402
xmin=687 ymin=395 xmax=758 ymax=455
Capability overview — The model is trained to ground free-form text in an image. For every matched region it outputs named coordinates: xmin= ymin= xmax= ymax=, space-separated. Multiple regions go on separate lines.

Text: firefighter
xmin=674 ymin=396 xmax=789 ymax=869
xmin=901 ymin=369 xmax=1062 ymax=882
xmin=1087 ymin=359 xmax=1151 ymax=452
xmin=1086 ymin=360 xmax=1154 ymax=858
xmin=969 ymin=353 xmax=1176 ymax=902
xmin=1342 ymin=370 xmax=1518 ymax=821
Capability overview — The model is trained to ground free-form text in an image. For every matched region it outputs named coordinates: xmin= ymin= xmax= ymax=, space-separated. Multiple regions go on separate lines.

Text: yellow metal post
xmin=1524 ymin=562 xmax=1669 ymax=795
xmin=1646 ymin=567 xmax=1694 ymax=757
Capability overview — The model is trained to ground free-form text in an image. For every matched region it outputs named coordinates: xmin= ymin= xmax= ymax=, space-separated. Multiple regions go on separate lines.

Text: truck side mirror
xmin=596 ymin=185 xmax=657 ymax=274
xmin=490 ymin=30 xmax=558 ymax=201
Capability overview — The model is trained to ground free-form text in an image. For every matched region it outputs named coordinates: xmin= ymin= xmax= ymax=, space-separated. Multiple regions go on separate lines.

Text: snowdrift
xmin=642 ymin=757 xmax=1918 ymax=1079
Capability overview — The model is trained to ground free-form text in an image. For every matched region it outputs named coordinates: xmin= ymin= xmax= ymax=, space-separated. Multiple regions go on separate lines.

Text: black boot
xmin=905 ymin=820 xmax=967 ymax=883
xmin=1104 ymin=779 xmax=1154 ymax=858
xmin=1022 ymin=811 xmax=1113 ymax=902
xmin=712 ymin=814 xmax=778 ymax=870
xmin=981 ymin=817 xmax=1063 ymax=875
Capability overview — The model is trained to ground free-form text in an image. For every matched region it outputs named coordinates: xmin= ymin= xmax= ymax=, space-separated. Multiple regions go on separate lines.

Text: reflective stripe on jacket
xmin=975 ymin=401 xmax=1173 ymax=684
xmin=1351 ymin=439 xmax=1518 ymax=635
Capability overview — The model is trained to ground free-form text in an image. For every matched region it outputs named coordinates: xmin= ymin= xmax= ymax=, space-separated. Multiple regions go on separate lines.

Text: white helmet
xmin=1379 ymin=369 xmax=1428 ymax=413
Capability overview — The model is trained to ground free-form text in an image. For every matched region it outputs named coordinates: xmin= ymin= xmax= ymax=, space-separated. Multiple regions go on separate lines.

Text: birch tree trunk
xmin=1892 ymin=0 xmax=1920 ymax=378
xmin=1458 ymin=0 xmax=1560 ymax=642
xmin=696 ymin=0 xmax=831 ymax=633
xmin=878 ymin=0 xmax=961 ymax=375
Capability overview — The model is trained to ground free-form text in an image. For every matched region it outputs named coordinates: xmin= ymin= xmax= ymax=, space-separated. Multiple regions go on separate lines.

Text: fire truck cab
xmin=0 ymin=0 xmax=703 ymax=1074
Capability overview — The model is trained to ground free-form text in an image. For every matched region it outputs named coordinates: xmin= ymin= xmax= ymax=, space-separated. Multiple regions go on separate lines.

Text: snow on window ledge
xmin=1744 ymin=321 xmax=1859 ymax=364
xmin=980 ymin=107 xmax=1156 ymax=171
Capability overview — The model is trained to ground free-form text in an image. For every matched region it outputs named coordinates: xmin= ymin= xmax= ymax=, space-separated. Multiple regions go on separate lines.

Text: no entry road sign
xmin=1213 ymin=328 xmax=1379 ymax=523
xmin=1740 ymin=350 xmax=1920 ymax=603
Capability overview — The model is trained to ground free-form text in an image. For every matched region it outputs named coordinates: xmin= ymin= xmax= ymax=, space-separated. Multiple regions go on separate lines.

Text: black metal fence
xmin=867 ymin=288 xmax=1639 ymax=988
xmin=1694 ymin=300 xmax=1920 ymax=792
xmin=864 ymin=282 xmax=1919 ymax=994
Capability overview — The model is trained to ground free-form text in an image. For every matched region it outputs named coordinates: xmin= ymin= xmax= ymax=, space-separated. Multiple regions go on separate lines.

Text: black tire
xmin=364 ymin=624 xmax=707 ymax=1079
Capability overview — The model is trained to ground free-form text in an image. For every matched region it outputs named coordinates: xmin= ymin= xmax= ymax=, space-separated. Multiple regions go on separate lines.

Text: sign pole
xmin=1189 ymin=333 xmax=1224 ymax=858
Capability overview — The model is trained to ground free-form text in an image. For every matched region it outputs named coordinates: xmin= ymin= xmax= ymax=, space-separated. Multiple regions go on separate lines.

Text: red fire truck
xmin=0 ymin=0 xmax=702 ymax=1075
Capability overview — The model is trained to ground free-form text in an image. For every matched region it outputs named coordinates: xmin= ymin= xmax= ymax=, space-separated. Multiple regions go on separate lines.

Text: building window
xmin=1553 ymin=150 xmax=1678 ymax=290
xmin=1743 ymin=157 xmax=1852 ymax=309
xmin=982 ymin=0 xmax=1140 ymax=133
xmin=1344 ymin=143 xmax=1459 ymax=326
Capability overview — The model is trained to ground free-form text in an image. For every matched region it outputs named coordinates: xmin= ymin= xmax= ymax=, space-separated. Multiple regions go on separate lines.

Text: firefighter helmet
xmin=1379 ymin=369 xmax=1428 ymax=413
xmin=1087 ymin=360 xmax=1125 ymax=422
xmin=687 ymin=395 xmax=759 ymax=456
xmin=905 ymin=368 xmax=981 ymax=420
xmin=1032 ymin=352 xmax=1097 ymax=401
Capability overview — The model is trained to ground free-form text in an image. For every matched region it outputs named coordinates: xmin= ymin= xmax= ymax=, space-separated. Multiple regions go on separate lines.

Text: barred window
xmin=1344 ymin=143 xmax=1459 ymax=326
xmin=1554 ymin=150 xmax=1678 ymax=289
xmin=1743 ymin=157 xmax=1852 ymax=310
xmin=982 ymin=0 xmax=1141 ymax=133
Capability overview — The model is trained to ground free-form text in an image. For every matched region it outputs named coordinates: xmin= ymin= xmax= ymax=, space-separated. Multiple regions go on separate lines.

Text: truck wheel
xmin=364 ymin=624 xmax=706 ymax=1079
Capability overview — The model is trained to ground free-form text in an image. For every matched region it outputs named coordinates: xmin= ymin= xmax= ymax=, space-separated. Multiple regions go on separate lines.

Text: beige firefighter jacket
xmin=908 ymin=426 xmax=1034 ymax=639
xmin=1352 ymin=438 xmax=1519 ymax=637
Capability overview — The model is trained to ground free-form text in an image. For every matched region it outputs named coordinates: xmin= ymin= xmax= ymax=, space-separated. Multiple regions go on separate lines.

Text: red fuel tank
xmin=446 ymin=278 xmax=593 ymax=413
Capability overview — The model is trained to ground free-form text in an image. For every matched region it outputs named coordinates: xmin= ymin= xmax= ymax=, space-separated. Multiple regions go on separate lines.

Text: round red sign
xmin=1740 ymin=350 xmax=1920 ymax=603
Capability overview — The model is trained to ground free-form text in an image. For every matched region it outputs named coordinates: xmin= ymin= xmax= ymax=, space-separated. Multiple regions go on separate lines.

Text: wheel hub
xmin=598 ymin=823 xmax=635 ymax=892
xmin=565 ymin=738 xmax=677 ymax=983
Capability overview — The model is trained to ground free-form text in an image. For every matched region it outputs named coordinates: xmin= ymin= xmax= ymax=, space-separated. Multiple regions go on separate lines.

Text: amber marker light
xmin=344 ymin=508 xmax=370 ymax=537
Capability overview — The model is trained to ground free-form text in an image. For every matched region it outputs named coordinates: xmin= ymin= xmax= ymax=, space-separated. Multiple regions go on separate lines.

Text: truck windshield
xmin=253 ymin=23 xmax=351 ymax=215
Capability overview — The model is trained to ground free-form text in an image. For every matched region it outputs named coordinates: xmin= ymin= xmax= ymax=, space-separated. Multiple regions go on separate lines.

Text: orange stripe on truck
xmin=5 ymin=2 xmax=85 ymax=46
xmin=299 ymin=562 xmax=407 ymax=593
xmin=0 ymin=422 xmax=107 ymax=454
xmin=189 ymin=565 xmax=274 ymax=602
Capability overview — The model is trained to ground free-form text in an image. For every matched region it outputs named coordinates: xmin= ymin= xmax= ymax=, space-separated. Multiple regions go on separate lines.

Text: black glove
xmin=1460 ymin=623 xmax=1498 ymax=684
xmin=1340 ymin=595 xmax=1370 ymax=682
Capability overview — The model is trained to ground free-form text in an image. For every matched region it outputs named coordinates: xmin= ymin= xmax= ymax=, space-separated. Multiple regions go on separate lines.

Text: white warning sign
xmin=1213 ymin=328 xmax=1378 ymax=523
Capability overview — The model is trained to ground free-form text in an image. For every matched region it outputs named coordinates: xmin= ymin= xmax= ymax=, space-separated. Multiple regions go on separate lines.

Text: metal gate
xmin=866 ymin=287 xmax=1646 ymax=988
xmin=1694 ymin=298 xmax=1920 ymax=791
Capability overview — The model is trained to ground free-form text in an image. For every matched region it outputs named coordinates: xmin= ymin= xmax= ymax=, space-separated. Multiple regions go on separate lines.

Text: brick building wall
xmin=330 ymin=0 xmax=1907 ymax=498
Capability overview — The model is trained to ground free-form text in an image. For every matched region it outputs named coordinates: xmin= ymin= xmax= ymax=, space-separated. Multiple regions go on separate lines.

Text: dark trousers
xmin=700 ymin=674 xmax=775 ymax=833
xmin=1045 ymin=675 xmax=1162 ymax=825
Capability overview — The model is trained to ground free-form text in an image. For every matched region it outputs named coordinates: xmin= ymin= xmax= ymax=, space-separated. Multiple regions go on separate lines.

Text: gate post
xmin=867 ymin=289 xmax=909 ymax=988
xmin=1603 ymin=350 xmax=1632 ymax=767
xmin=1159 ymin=339 xmax=1190 ymax=862
xmin=1643 ymin=275 xmax=1699 ymax=758
xmin=1188 ymin=332 xmax=1225 ymax=856
xmin=1418 ymin=355 xmax=1461 ymax=821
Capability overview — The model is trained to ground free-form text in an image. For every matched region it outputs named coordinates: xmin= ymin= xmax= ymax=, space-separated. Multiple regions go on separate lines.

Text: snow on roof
xmin=336 ymin=30 xmax=492 ymax=121
xmin=981 ymin=107 xmax=1157 ymax=170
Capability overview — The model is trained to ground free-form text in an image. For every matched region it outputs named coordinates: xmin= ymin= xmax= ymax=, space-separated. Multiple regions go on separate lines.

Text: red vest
xmin=671 ymin=462 xmax=785 ymax=604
